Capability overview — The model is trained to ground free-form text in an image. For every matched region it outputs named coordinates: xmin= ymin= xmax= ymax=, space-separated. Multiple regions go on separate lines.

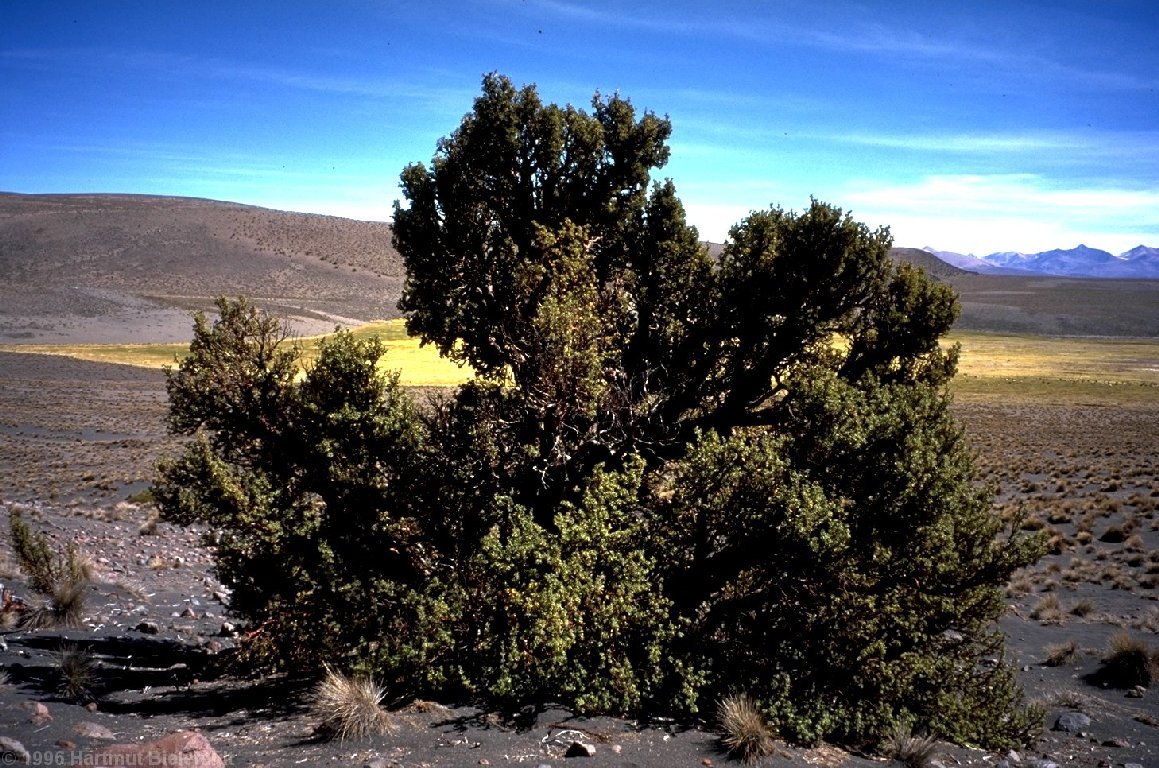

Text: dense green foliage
xmin=155 ymin=75 xmax=1043 ymax=750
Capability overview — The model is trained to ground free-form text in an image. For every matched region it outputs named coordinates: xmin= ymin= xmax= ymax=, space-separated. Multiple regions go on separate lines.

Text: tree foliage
xmin=156 ymin=75 xmax=1043 ymax=751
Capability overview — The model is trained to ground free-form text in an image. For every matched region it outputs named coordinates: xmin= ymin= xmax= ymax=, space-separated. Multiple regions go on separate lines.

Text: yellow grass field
xmin=947 ymin=332 xmax=1159 ymax=405
xmin=0 ymin=319 xmax=473 ymax=388
xmin=2 ymin=324 xmax=1157 ymax=404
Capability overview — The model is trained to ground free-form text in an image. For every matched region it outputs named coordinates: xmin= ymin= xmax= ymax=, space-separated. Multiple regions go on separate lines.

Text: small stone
xmin=1101 ymin=736 xmax=1130 ymax=748
xmin=703 ymin=759 xmax=715 ymax=766
xmin=478 ymin=760 xmax=491 ymax=766
xmin=85 ymin=702 xmax=99 ymax=713
xmin=1124 ymin=763 xmax=1144 ymax=768
xmin=564 ymin=741 xmax=595 ymax=758
xmin=219 ymin=621 xmax=237 ymax=636
xmin=135 ymin=619 xmax=160 ymax=634
xmin=74 ymin=721 xmax=117 ymax=740
xmin=1126 ymin=685 xmax=1145 ymax=698
xmin=26 ymin=701 xmax=52 ymax=726
xmin=181 ymin=606 xmax=198 ymax=618
xmin=1053 ymin=712 xmax=1091 ymax=733
xmin=1005 ymin=750 xmax=1021 ymax=764
xmin=0 ymin=736 xmax=30 ymax=763
xmin=55 ymin=740 xmax=77 ymax=750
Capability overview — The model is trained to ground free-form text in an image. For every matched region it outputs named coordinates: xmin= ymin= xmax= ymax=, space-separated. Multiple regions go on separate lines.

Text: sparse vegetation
xmin=55 ymin=642 xmax=95 ymax=703
xmin=312 ymin=667 xmax=393 ymax=741
xmin=717 ymin=694 xmax=778 ymax=764
xmin=1096 ymin=632 xmax=1157 ymax=689
xmin=8 ymin=510 xmax=91 ymax=628
xmin=881 ymin=723 xmax=939 ymax=768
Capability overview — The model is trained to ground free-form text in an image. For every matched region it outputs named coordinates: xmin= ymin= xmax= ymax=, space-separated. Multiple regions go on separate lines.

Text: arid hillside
xmin=3 ymin=193 xmax=1157 ymax=344
xmin=0 ymin=193 xmax=404 ymax=343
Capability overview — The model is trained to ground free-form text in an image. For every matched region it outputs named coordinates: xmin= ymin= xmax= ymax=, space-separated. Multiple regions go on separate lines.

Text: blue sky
xmin=2 ymin=1 xmax=1157 ymax=255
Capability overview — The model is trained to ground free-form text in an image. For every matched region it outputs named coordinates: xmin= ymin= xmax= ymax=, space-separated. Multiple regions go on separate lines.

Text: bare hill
xmin=888 ymin=246 xmax=968 ymax=280
xmin=3 ymin=193 xmax=1156 ymax=343
xmin=0 ymin=193 xmax=404 ymax=343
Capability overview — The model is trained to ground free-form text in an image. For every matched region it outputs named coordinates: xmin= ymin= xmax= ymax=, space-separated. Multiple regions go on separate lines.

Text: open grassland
xmin=3 ymin=325 xmax=1157 ymax=405
xmin=0 ymin=319 xmax=472 ymax=389
xmin=948 ymin=332 xmax=1159 ymax=405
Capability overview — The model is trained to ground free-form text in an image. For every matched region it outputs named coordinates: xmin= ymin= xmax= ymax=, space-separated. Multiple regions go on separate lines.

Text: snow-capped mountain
xmin=922 ymin=245 xmax=1159 ymax=278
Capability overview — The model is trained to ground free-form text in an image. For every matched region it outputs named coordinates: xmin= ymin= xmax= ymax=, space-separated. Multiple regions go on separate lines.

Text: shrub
xmin=155 ymin=75 xmax=1044 ymax=753
xmin=8 ymin=512 xmax=90 ymax=628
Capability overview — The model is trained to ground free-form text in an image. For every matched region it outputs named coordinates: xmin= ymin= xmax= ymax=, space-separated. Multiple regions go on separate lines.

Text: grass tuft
xmin=1044 ymin=640 xmax=1079 ymax=667
xmin=717 ymin=693 xmax=777 ymax=764
xmin=882 ymin=723 xmax=939 ymax=768
xmin=9 ymin=512 xmax=91 ymax=628
xmin=312 ymin=666 xmax=393 ymax=741
xmin=1097 ymin=632 xmax=1157 ymax=688
xmin=55 ymin=642 xmax=95 ymax=702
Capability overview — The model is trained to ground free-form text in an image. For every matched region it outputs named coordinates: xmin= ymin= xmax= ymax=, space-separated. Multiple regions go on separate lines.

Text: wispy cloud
xmin=525 ymin=1 xmax=1157 ymax=92
xmin=844 ymin=174 xmax=1159 ymax=254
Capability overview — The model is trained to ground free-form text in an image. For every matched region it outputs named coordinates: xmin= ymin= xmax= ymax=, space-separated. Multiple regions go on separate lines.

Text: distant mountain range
xmin=926 ymin=244 xmax=1159 ymax=278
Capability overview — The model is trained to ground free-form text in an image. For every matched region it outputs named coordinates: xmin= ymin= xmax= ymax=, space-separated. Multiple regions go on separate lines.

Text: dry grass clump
xmin=1070 ymin=599 xmax=1095 ymax=618
xmin=881 ymin=723 xmax=939 ymax=768
xmin=1097 ymin=632 xmax=1158 ymax=689
xmin=717 ymin=693 xmax=777 ymax=764
xmin=1049 ymin=689 xmax=1090 ymax=711
xmin=1030 ymin=594 xmax=1064 ymax=624
xmin=1044 ymin=640 xmax=1080 ymax=667
xmin=138 ymin=508 xmax=161 ymax=536
xmin=312 ymin=666 xmax=393 ymax=741
xmin=8 ymin=511 xmax=91 ymax=628
xmin=1006 ymin=573 xmax=1035 ymax=597
xmin=55 ymin=642 xmax=95 ymax=702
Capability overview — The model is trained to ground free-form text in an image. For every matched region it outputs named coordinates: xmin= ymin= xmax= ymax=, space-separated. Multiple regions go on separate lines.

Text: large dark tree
xmin=157 ymin=74 xmax=1043 ymax=751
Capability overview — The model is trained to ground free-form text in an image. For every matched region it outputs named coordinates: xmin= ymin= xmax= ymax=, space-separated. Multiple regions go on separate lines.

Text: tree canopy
xmin=156 ymin=74 xmax=1043 ymax=751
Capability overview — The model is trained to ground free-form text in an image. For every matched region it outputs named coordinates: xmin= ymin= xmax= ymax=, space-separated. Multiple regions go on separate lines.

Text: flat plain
xmin=0 ymin=195 xmax=1156 ymax=767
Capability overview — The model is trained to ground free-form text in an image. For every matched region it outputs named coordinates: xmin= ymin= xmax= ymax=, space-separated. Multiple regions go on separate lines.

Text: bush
xmin=8 ymin=512 xmax=90 ymax=628
xmin=1097 ymin=632 xmax=1157 ymax=688
xmin=155 ymin=75 xmax=1044 ymax=753
xmin=155 ymin=303 xmax=429 ymax=678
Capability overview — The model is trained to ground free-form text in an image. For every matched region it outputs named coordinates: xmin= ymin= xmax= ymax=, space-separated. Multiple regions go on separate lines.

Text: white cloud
xmin=843 ymin=174 xmax=1159 ymax=254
